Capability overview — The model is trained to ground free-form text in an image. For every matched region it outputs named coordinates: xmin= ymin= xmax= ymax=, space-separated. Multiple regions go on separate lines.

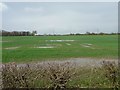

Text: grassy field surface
xmin=2 ymin=35 xmax=118 ymax=63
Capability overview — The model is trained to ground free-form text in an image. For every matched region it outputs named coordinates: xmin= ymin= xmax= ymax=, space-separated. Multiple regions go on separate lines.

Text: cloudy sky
xmin=1 ymin=2 xmax=118 ymax=34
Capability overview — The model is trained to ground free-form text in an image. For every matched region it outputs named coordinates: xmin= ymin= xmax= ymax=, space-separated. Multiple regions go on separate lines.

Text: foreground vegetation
xmin=1 ymin=35 xmax=119 ymax=88
xmin=1 ymin=61 xmax=119 ymax=88
xmin=2 ymin=35 xmax=118 ymax=63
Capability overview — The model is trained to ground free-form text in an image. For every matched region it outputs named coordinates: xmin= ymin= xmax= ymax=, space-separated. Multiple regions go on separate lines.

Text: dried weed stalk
xmin=101 ymin=61 xmax=119 ymax=88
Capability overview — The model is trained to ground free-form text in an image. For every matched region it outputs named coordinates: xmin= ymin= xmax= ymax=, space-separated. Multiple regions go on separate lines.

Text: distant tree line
xmin=1 ymin=30 xmax=37 ymax=36
xmin=0 ymin=30 xmax=119 ymax=36
xmin=85 ymin=32 xmax=118 ymax=35
xmin=67 ymin=32 xmax=119 ymax=36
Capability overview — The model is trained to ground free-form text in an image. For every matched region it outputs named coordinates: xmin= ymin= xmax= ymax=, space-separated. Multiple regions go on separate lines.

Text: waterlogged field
xmin=2 ymin=35 xmax=118 ymax=63
xmin=1 ymin=35 xmax=119 ymax=88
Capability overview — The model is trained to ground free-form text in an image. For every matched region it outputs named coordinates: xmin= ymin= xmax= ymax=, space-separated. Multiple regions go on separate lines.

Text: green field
xmin=2 ymin=35 xmax=118 ymax=63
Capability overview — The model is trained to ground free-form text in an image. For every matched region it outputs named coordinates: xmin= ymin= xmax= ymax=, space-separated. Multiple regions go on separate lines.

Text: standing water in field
xmin=7 ymin=58 xmax=118 ymax=68
xmin=46 ymin=40 xmax=75 ymax=42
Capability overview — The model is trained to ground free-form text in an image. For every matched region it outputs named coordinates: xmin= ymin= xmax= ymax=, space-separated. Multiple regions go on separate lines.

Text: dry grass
xmin=2 ymin=62 xmax=43 ymax=88
xmin=101 ymin=61 xmax=119 ymax=88
xmin=42 ymin=62 xmax=76 ymax=89
xmin=1 ymin=62 xmax=76 ymax=89
xmin=1 ymin=61 xmax=119 ymax=89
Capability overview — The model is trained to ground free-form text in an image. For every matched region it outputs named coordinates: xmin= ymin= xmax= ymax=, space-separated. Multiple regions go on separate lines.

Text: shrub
xmin=42 ymin=62 xmax=76 ymax=89
xmin=2 ymin=62 xmax=43 ymax=88
xmin=101 ymin=61 xmax=119 ymax=88
xmin=1 ymin=62 xmax=76 ymax=89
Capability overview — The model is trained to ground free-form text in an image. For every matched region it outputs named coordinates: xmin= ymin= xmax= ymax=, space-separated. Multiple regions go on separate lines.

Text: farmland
xmin=2 ymin=35 xmax=118 ymax=63
xmin=1 ymin=35 xmax=119 ymax=88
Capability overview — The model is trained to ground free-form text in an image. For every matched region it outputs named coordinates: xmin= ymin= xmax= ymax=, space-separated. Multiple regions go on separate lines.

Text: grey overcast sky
xmin=1 ymin=2 xmax=118 ymax=34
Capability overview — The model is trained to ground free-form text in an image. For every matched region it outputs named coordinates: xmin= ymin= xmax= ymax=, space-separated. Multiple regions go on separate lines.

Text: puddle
xmin=66 ymin=43 xmax=71 ymax=45
xmin=0 ymin=41 xmax=10 ymax=42
xmin=84 ymin=43 xmax=92 ymax=46
xmin=87 ymin=44 xmax=92 ymax=46
xmin=1 ymin=58 xmax=117 ymax=69
xmin=63 ymin=58 xmax=118 ymax=67
xmin=82 ymin=45 xmax=90 ymax=47
xmin=47 ymin=40 xmax=75 ymax=42
xmin=4 ymin=47 xmax=19 ymax=50
xmin=81 ymin=44 xmax=90 ymax=48
xmin=34 ymin=46 xmax=54 ymax=48
xmin=81 ymin=43 xmax=93 ymax=48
